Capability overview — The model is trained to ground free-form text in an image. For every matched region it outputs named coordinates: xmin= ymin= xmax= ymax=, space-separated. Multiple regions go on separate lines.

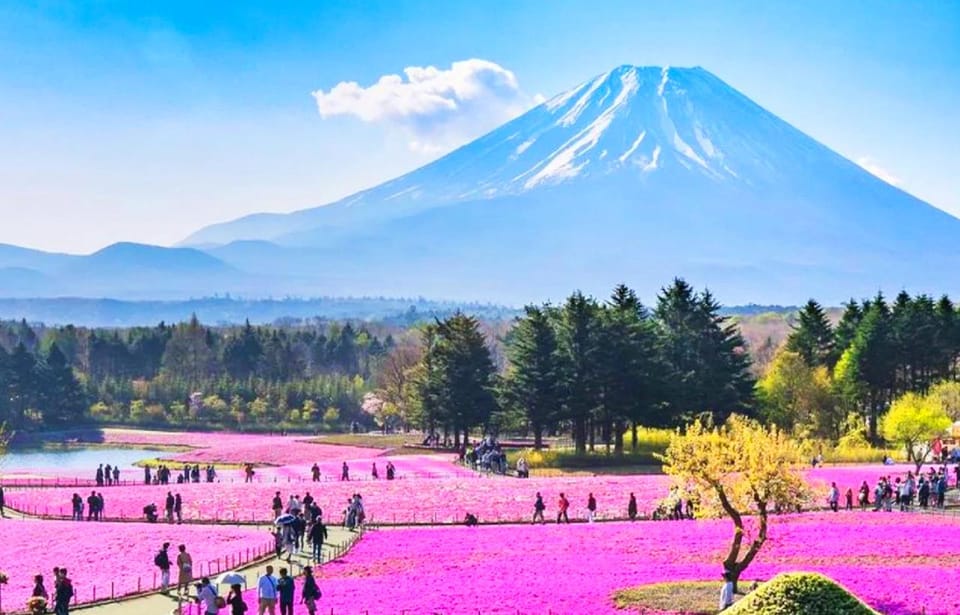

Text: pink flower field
xmin=230 ymin=512 xmax=960 ymax=614
xmin=0 ymin=518 xmax=271 ymax=610
xmin=4 ymin=474 xmax=670 ymax=524
xmin=97 ymin=429 xmax=383 ymax=465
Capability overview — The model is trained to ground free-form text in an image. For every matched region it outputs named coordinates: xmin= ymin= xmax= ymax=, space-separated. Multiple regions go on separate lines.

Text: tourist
xmin=272 ymin=492 xmax=283 ymax=519
xmin=308 ymin=517 xmax=328 ymax=562
xmin=628 ymin=493 xmax=638 ymax=521
xmin=196 ymin=578 xmax=219 ymax=615
xmin=858 ymin=481 xmax=869 ymax=510
xmin=301 ymin=566 xmax=320 ymax=615
xmin=155 ymin=542 xmax=172 ymax=592
xmin=54 ymin=568 xmax=73 ymax=615
xmin=95 ymin=464 xmax=104 ymax=487
xmin=385 ymin=461 xmax=395 ymax=480
xmin=177 ymin=544 xmax=193 ymax=596
xmin=844 ymin=488 xmax=853 ymax=510
xmin=165 ymin=492 xmax=175 ymax=523
xmin=0 ymin=484 xmax=5 ymax=518
xmin=227 ymin=583 xmax=247 ymax=615
xmin=341 ymin=462 xmax=350 ymax=481
xmin=516 ymin=456 xmax=529 ymax=478
xmin=936 ymin=474 xmax=947 ymax=508
xmin=144 ymin=466 xmax=151 ymax=485
xmin=86 ymin=491 xmax=96 ymax=521
xmin=144 ymin=503 xmax=159 ymax=523
xmin=719 ymin=572 xmax=734 ymax=611
xmin=533 ymin=492 xmax=545 ymax=524
xmin=258 ymin=565 xmax=279 ymax=615
xmin=587 ymin=493 xmax=597 ymax=522
xmin=557 ymin=493 xmax=570 ymax=524
xmin=827 ymin=482 xmax=839 ymax=512
xmin=105 ymin=464 xmax=113 ymax=486
xmin=174 ymin=493 xmax=183 ymax=523
xmin=245 ymin=463 xmax=256 ymax=483
xmin=293 ymin=513 xmax=306 ymax=552
xmin=277 ymin=567 xmax=295 ymax=615
xmin=372 ymin=462 xmax=379 ymax=479
xmin=96 ymin=492 xmax=105 ymax=520
xmin=273 ymin=527 xmax=284 ymax=558
xmin=32 ymin=573 xmax=48 ymax=604
xmin=464 ymin=512 xmax=479 ymax=526
xmin=112 ymin=465 xmax=120 ymax=485
xmin=311 ymin=463 xmax=320 ymax=482
xmin=918 ymin=477 xmax=930 ymax=508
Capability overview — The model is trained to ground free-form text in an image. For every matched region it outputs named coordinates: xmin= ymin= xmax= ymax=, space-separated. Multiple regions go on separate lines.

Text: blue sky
xmin=1 ymin=1 xmax=957 ymax=253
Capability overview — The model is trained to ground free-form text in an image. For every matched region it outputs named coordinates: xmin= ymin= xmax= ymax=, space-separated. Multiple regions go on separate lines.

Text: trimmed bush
xmin=726 ymin=572 xmax=878 ymax=615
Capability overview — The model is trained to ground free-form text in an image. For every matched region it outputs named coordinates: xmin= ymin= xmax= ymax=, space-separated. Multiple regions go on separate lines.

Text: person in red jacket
xmin=557 ymin=493 xmax=570 ymax=524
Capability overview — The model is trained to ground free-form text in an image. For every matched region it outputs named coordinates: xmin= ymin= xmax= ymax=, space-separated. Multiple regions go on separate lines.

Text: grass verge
xmin=613 ymin=580 xmax=749 ymax=614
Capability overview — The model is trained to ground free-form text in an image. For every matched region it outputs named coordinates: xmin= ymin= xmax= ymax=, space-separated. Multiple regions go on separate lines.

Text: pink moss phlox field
xmin=230 ymin=513 xmax=960 ymax=614
xmin=804 ymin=463 xmax=958 ymax=497
xmin=4 ymin=474 xmax=670 ymax=524
xmin=0 ymin=519 xmax=270 ymax=609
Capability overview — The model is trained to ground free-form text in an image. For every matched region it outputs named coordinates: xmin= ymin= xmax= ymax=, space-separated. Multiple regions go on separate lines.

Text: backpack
xmin=154 ymin=552 xmax=163 ymax=567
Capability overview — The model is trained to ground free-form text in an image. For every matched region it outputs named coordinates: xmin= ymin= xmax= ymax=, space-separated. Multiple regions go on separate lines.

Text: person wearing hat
xmin=301 ymin=566 xmax=320 ymax=615
xmin=196 ymin=578 xmax=219 ymax=615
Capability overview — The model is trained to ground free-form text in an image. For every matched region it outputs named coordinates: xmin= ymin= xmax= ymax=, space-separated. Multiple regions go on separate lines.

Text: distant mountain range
xmin=2 ymin=65 xmax=958 ymax=307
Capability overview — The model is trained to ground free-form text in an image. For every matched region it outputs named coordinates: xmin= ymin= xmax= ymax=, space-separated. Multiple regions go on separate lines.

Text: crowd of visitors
xmin=94 ymin=464 xmax=120 ymax=486
xmin=463 ymin=437 xmax=509 ymax=474
xmin=143 ymin=464 xmax=216 ymax=486
xmin=67 ymin=491 xmax=107 ymax=521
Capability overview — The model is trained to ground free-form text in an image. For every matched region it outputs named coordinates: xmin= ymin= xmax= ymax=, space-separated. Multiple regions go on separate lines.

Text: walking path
xmin=72 ymin=526 xmax=360 ymax=615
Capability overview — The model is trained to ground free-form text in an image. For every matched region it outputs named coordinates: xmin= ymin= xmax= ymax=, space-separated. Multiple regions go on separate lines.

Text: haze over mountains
xmin=3 ymin=65 xmax=957 ymax=306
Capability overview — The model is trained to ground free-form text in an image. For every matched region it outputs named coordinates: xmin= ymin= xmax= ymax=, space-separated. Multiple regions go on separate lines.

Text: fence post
xmin=111 ymin=581 xmax=114 ymax=599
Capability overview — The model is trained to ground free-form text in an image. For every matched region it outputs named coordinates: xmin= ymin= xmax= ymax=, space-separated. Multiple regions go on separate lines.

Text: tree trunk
xmin=573 ymin=418 xmax=587 ymax=455
xmin=614 ymin=420 xmax=624 ymax=455
xmin=631 ymin=422 xmax=638 ymax=452
xmin=533 ymin=422 xmax=543 ymax=450
xmin=588 ymin=417 xmax=596 ymax=452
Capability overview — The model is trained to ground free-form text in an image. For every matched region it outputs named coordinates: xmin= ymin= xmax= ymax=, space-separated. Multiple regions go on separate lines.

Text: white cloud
xmin=311 ymin=59 xmax=543 ymax=153
xmin=856 ymin=157 xmax=902 ymax=187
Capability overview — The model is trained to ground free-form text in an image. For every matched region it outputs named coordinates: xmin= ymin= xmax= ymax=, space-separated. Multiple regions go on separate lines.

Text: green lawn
xmin=614 ymin=580 xmax=751 ymax=614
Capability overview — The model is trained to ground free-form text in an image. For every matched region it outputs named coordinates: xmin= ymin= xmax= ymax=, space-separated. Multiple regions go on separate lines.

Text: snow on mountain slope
xmin=186 ymin=65 xmax=863 ymax=247
xmin=169 ymin=64 xmax=960 ymax=305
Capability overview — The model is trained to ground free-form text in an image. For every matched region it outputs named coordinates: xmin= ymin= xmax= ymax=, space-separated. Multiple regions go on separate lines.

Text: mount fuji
xmin=5 ymin=65 xmax=956 ymax=304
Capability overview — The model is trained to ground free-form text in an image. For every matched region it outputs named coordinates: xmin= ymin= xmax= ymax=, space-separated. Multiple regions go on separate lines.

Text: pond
xmin=1 ymin=446 xmax=162 ymax=474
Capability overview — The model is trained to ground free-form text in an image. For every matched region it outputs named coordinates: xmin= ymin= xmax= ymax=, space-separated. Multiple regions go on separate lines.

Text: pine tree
xmin=40 ymin=342 xmax=87 ymax=425
xmin=557 ymin=292 xmax=602 ymax=454
xmin=786 ymin=300 xmax=834 ymax=367
xmin=503 ymin=305 xmax=564 ymax=449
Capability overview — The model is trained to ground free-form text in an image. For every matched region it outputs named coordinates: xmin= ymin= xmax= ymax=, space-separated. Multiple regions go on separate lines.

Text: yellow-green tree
xmin=929 ymin=381 xmax=960 ymax=421
xmin=883 ymin=391 xmax=951 ymax=472
xmin=757 ymin=349 xmax=840 ymax=439
xmin=659 ymin=415 xmax=809 ymax=589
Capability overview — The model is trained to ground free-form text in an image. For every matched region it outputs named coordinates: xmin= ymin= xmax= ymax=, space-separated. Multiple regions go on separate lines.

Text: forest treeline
xmin=0 ymin=317 xmax=393 ymax=430
xmin=2 ymin=281 xmax=959 ymax=452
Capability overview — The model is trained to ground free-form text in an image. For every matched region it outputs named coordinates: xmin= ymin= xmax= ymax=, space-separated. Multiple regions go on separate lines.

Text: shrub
xmin=726 ymin=572 xmax=878 ymax=615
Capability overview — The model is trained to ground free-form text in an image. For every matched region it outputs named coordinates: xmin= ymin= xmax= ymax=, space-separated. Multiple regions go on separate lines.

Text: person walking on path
xmin=828 ymin=482 xmax=839 ymax=512
xmin=532 ymin=492 xmax=545 ymax=524
xmin=54 ymin=568 xmax=73 ymax=615
xmin=277 ymin=567 xmax=295 ymax=615
xmin=155 ymin=542 xmax=172 ymax=592
xmin=174 ymin=493 xmax=183 ymax=524
xmin=272 ymin=492 xmax=283 ymax=519
xmin=371 ymin=463 xmax=378 ymax=480
xmin=196 ymin=577 xmax=219 ymax=615
xmin=587 ymin=493 xmax=597 ymax=523
xmin=311 ymin=464 xmax=320 ymax=482
xmin=257 ymin=565 xmax=279 ymax=615
xmin=227 ymin=583 xmax=247 ymax=615
xmin=32 ymin=573 xmax=48 ymax=604
xmin=557 ymin=493 xmax=570 ymax=524
xmin=176 ymin=544 xmax=193 ymax=597
xmin=112 ymin=466 xmax=120 ymax=485
xmin=86 ymin=491 xmax=97 ymax=521
xmin=308 ymin=518 xmax=328 ymax=562
xmin=165 ymin=492 xmax=175 ymax=523
xmin=628 ymin=493 xmax=638 ymax=521
xmin=301 ymin=566 xmax=320 ymax=615
xmin=340 ymin=462 xmax=350 ymax=481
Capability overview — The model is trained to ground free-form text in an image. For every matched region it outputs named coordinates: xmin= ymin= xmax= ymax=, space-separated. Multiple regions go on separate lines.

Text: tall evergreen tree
xmin=557 ymin=292 xmax=602 ymax=454
xmin=503 ymin=305 xmax=564 ymax=449
xmin=786 ymin=299 xmax=834 ymax=367
xmin=39 ymin=343 xmax=87 ymax=425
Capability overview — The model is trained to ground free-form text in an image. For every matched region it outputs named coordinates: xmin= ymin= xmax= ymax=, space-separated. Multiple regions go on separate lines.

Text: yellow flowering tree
xmin=659 ymin=414 xmax=810 ymax=589
xmin=882 ymin=391 xmax=951 ymax=472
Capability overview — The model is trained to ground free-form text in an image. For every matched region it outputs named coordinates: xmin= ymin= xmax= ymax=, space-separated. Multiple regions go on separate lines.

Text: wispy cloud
xmin=311 ymin=59 xmax=543 ymax=153
xmin=856 ymin=157 xmax=902 ymax=187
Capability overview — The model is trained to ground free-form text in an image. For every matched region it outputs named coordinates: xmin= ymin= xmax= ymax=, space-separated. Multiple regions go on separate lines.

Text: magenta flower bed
xmin=104 ymin=430 xmax=380 ymax=465
xmin=222 ymin=513 xmax=960 ymax=615
xmin=4 ymin=474 xmax=670 ymax=524
xmin=0 ymin=518 xmax=271 ymax=610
